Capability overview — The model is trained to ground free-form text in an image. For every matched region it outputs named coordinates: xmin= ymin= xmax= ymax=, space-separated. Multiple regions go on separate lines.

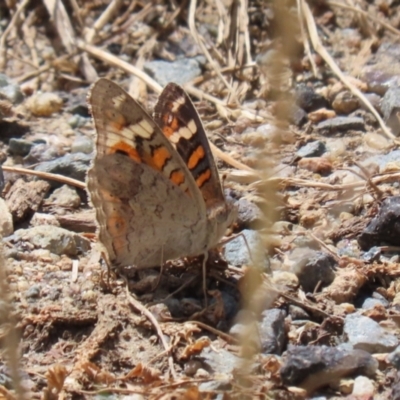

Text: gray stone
xmin=144 ymin=58 xmax=202 ymax=87
xmin=259 ymin=309 xmax=287 ymax=355
xmin=361 ymin=92 xmax=382 ymax=114
xmin=358 ymin=196 xmax=400 ymax=250
xmin=297 ymin=141 xmax=326 ymax=158
xmin=364 ymin=149 xmax=400 ymax=173
xmin=24 ymin=143 xmax=61 ymax=164
xmin=71 ymin=135 xmax=93 ymax=154
xmin=35 ymin=152 xmax=92 ymax=183
xmin=361 ymin=297 xmax=389 ymax=310
xmin=344 ymin=313 xmax=398 ymax=353
xmin=48 ymin=185 xmax=81 ymax=208
xmin=0 ymin=74 xmax=23 ymax=104
xmin=392 ymin=378 xmax=400 ymax=400
xmin=381 ymin=85 xmax=400 ymax=136
xmin=362 ymin=246 xmax=381 ymax=263
xmin=25 ymin=284 xmax=42 ymax=299
xmin=0 ymin=165 xmax=4 ymax=193
xmin=236 ymin=198 xmax=264 ymax=229
xmin=363 ymin=70 xmax=398 ymax=96
xmin=316 ymin=116 xmax=365 ymax=135
xmin=388 ymin=346 xmax=400 ymax=369
xmin=199 ymin=347 xmax=241 ymax=376
xmin=290 ymin=249 xmax=337 ymax=293
xmin=30 ymin=213 xmax=60 ymax=227
xmin=68 ymin=115 xmax=88 ymax=129
xmin=8 ymin=139 xmax=33 ymax=156
xmin=13 ymin=225 xmax=90 ymax=256
xmin=295 ymin=84 xmax=329 ymax=112
xmin=224 ymin=229 xmax=269 ymax=270
xmin=280 ymin=345 xmax=378 ymax=390
xmin=288 ymin=104 xmax=308 ymax=126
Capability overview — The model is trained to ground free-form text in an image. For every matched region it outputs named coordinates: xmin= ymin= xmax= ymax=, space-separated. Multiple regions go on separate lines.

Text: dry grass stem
xmin=188 ymin=0 xmax=233 ymax=95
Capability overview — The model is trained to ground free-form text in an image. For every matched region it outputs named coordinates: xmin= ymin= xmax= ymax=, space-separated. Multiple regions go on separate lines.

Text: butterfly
xmin=86 ymin=78 xmax=235 ymax=269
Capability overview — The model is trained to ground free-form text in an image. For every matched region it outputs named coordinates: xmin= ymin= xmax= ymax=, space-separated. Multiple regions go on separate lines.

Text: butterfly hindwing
xmin=154 ymin=83 xmax=226 ymax=209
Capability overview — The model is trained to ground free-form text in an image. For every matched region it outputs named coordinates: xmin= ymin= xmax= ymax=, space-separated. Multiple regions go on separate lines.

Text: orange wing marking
xmin=152 ymin=146 xmax=171 ymax=170
xmin=170 ymin=170 xmax=185 ymax=186
xmin=188 ymin=145 xmax=205 ymax=170
xmin=161 ymin=115 xmax=179 ymax=138
xmin=196 ymin=169 xmax=211 ymax=188
xmin=110 ymin=141 xmax=141 ymax=163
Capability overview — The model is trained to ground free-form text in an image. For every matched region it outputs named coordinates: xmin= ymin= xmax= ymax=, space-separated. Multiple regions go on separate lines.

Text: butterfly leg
xmin=151 ymin=246 xmax=165 ymax=292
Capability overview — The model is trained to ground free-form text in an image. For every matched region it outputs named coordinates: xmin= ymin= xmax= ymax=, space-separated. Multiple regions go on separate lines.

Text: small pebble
xmin=364 ymin=132 xmax=391 ymax=150
xmin=71 ymin=135 xmax=94 ymax=154
xmin=298 ymin=157 xmax=332 ymax=174
xmin=68 ymin=115 xmax=88 ymax=129
xmin=332 ymin=91 xmax=359 ymax=114
xmin=26 ymin=92 xmax=63 ymax=117
xmin=344 ymin=313 xmax=398 ymax=353
xmin=47 ymin=185 xmax=81 ymax=209
xmin=296 ymin=141 xmax=326 ymax=158
xmin=0 ymin=73 xmax=24 ymax=103
xmin=352 ymin=375 xmax=375 ymax=397
xmin=259 ymin=309 xmax=287 ymax=355
xmin=295 ymin=84 xmax=329 ymax=112
xmin=8 ymin=138 xmax=33 ymax=156
xmin=317 ymin=116 xmax=365 ymax=135
xmin=144 ymin=58 xmax=202 ymax=86
xmin=13 ymin=225 xmax=90 ymax=256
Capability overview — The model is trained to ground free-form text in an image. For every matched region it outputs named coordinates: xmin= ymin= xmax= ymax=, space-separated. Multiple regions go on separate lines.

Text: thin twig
xmin=187 ymin=321 xmax=238 ymax=344
xmin=296 ymin=0 xmax=317 ymax=76
xmin=2 ymin=166 xmax=86 ymax=189
xmin=76 ymin=40 xmax=162 ymax=93
xmin=353 ymin=161 xmax=384 ymax=199
xmin=124 ymin=280 xmax=177 ymax=380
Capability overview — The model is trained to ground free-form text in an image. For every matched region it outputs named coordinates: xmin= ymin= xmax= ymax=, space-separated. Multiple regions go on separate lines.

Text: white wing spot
xmin=112 ymin=94 xmax=127 ymax=109
xmin=139 ymin=119 xmax=154 ymax=134
xmin=187 ymin=119 xmax=197 ymax=134
xmin=130 ymin=119 xmax=154 ymax=139
xmin=169 ymin=132 xmax=181 ymax=144
xmin=178 ymin=126 xmax=194 ymax=140
xmin=106 ymin=131 xmax=135 ymax=147
xmin=119 ymin=127 xmax=137 ymax=143
xmin=171 ymin=96 xmax=185 ymax=113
